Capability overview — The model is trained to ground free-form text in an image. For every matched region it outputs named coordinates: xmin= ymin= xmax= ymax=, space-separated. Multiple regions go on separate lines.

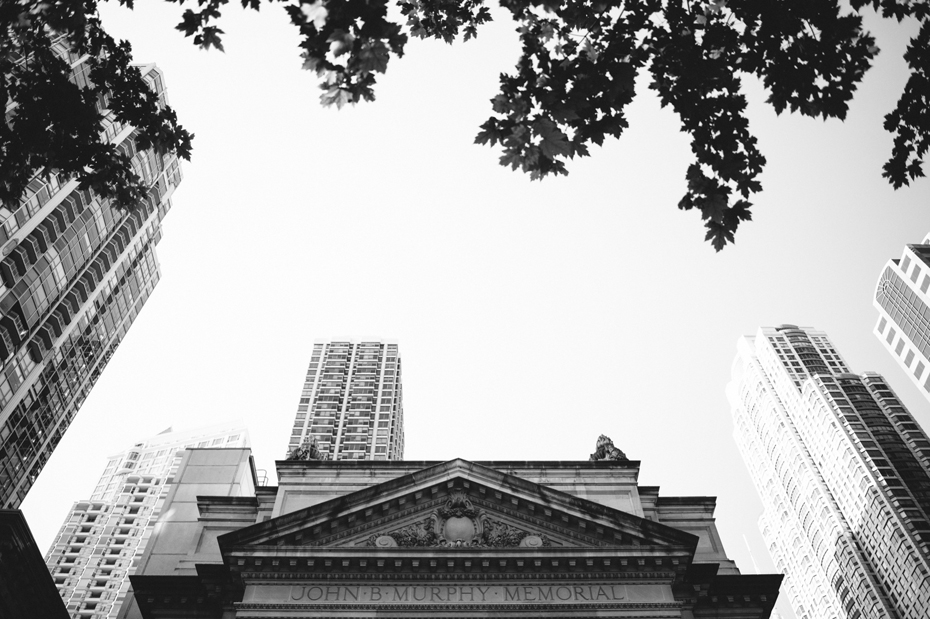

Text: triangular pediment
xmin=218 ymin=459 xmax=697 ymax=556
xmin=313 ymin=488 xmax=592 ymax=549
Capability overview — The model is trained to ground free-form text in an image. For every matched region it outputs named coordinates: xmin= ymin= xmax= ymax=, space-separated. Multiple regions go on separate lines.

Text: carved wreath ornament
xmin=366 ymin=491 xmax=550 ymax=548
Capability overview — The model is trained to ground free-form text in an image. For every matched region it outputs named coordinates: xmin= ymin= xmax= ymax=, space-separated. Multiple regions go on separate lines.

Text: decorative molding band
xmin=235 ymin=602 xmax=682 ymax=611
xmin=238 ymin=572 xmax=676 ymax=582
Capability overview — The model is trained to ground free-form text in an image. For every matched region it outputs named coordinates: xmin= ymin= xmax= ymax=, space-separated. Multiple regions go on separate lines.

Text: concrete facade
xmin=44 ymin=423 xmax=249 ymax=619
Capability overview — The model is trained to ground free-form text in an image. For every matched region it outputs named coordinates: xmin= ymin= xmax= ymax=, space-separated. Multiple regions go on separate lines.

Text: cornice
xmin=275 ymin=459 xmax=643 ymax=471
xmin=237 ymin=571 xmax=678 ymax=582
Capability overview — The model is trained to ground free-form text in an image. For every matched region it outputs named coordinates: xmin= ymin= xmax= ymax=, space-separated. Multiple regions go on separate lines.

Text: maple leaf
xmin=491 ymin=94 xmax=512 ymax=114
xmin=500 ymin=149 xmax=523 ymax=170
xmin=699 ymin=191 xmax=729 ymax=224
xmin=534 ymin=117 xmax=571 ymax=159
xmin=475 ymin=119 xmax=504 ymax=146
xmin=328 ymin=29 xmax=355 ymax=58
xmin=705 ymin=222 xmax=734 ymax=252
xmin=195 ymin=26 xmax=225 ymax=52
xmin=301 ymin=0 xmax=328 ymax=30
xmin=356 ymin=41 xmax=390 ymax=74
xmin=176 ymin=9 xmax=201 ymax=37
xmin=320 ymin=86 xmax=352 ymax=109
xmin=301 ymin=53 xmax=324 ymax=75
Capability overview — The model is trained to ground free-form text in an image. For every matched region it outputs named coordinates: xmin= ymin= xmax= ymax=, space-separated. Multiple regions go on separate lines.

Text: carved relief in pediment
xmin=366 ymin=491 xmax=551 ymax=548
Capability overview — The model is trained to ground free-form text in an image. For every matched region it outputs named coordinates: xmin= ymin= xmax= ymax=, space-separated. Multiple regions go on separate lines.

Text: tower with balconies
xmin=43 ymin=423 xmax=249 ymax=619
xmin=287 ymin=339 xmax=403 ymax=461
xmin=727 ymin=325 xmax=930 ymax=619
xmin=0 ymin=59 xmax=183 ymax=509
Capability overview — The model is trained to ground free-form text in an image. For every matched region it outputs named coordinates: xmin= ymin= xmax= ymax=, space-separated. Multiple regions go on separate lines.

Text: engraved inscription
xmin=285 ymin=584 xmax=630 ymax=604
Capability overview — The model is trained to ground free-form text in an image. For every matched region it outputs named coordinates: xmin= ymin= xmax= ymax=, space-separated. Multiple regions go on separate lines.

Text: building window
xmin=887 ymin=328 xmax=896 ymax=345
xmin=905 ymin=350 xmax=915 ymax=366
xmin=896 ymin=340 xmax=905 ymax=355
xmin=878 ymin=317 xmax=887 ymax=333
xmin=916 ymin=362 xmax=925 ymax=379
xmin=902 ymin=255 xmax=912 ymax=274
xmin=922 ymin=275 xmax=930 ymax=294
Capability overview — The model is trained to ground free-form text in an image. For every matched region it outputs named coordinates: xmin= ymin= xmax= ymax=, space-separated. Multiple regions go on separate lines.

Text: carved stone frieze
xmin=368 ymin=517 xmax=438 ymax=547
xmin=365 ymin=491 xmax=551 ymax=548
xmin=437 ymin=491 xmax=480 ymax=520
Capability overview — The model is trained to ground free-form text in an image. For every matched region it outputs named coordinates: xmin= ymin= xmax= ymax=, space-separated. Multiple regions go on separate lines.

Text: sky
xmin=20 ymin=5 xmax=930 ymax=618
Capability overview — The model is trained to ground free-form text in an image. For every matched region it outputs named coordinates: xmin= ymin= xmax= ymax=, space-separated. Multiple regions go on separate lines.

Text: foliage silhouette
xmin=3 ymin=0 xmax=927 ymax=249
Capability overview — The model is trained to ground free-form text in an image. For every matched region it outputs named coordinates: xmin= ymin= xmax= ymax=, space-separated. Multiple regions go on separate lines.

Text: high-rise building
xmin=0 ymin=53 xmax=183 ymax=509
xmin=288 ymin=339 xmax=403 ymax=460
xmin=874 ymin=233 xmax=930 ymax=401
xmin=43 ymin=422 xmax=249 ymax=619
xmin=727 ymin=325 xmax=930 ymax=619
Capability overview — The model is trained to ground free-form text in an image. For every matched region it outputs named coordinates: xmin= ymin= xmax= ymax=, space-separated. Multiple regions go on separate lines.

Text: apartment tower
xmin=874 ymin=232 xmax=930 ymax=402
xmin=44 ymin=423 xmax=249 ymax=619
xmin=0 ymin=51 xmax=183 ymax=509
xmin=288 ymin=339 xmax=403 ymax=460
xmin=727 ymin=325 xmax=930 ymax=619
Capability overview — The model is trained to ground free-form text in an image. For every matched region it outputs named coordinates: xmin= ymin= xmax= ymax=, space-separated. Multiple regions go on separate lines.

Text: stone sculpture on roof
xmin=285 ymin=437 xmax=326 ymax=461
xmin=589 ymin=434 xmax=628 ymax=461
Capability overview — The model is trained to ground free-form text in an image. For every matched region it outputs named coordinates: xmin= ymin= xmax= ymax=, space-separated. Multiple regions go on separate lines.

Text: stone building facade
xmin=116 ymin=449 xmax=781 ymax=618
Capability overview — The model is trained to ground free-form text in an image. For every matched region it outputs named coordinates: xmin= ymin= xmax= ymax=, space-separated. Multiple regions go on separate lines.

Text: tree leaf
xmin=320 ymin=86 xmax=352 ymax=109
xmin=356 ymin=41 xmax=390 ymax=74
xmin=534 ymin=117 xmax=571 ymax=159
xmin=327 ymin=29 xmax=355 ymax=58
xmin=301 ymin=0 xmax=328 ymax=30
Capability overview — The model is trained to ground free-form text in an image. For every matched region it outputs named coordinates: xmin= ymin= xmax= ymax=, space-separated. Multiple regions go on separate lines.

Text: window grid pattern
xmin=44 ymin=425 xmax=249 ymax=619
xmin=876 ymin=266 xmax=930 ymax=364
xmin=729 ymin=326 xmax=930 ymax=619
xmin=874 ymin=239 xmax=930 ymax=405
xmin=0 ymin=63 xmax=182 ymax=510
xmin=289 ymin=340 xmax=404 ymax=461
